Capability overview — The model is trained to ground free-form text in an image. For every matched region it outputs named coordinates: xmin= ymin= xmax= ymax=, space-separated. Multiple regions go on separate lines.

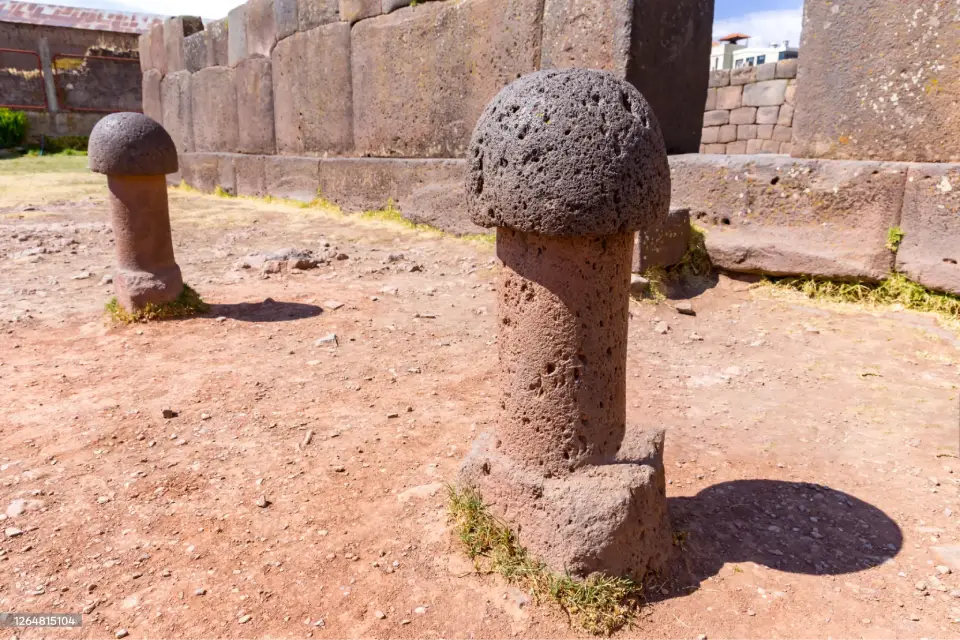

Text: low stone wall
xmin=23 ymin=110 xmax=104 ymax=142
xmin=700 ymin=60 xmax=796 ymax=156
xmin=178 ymin=150 xmax=960 ymax=297
xmin=670 ymin=154 xmax=959 ymax=296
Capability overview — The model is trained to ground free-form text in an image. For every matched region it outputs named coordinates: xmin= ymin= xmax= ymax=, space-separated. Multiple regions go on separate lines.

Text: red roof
xmin=718 ymin=32 xmax=750 ymax=42
xmin=0 ymin=1 xmax=165 ymax=34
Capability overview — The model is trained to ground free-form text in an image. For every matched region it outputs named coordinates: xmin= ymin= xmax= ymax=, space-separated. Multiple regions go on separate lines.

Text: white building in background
xmin=710 ymin=33 xmax=799 ymax=70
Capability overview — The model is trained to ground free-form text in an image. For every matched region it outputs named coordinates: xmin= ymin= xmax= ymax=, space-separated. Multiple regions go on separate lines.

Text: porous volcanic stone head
xmin=466 ymin=68 xmax=670 ymax=236
xmin=88 ymin=112 xmax=179 ymax=176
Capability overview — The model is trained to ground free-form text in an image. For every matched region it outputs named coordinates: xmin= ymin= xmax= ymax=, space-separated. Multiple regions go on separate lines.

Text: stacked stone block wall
xmin=140 ymin=0 xmax=713 ymax=234
xmin=700 ymin=60 xmax=796 ymax=156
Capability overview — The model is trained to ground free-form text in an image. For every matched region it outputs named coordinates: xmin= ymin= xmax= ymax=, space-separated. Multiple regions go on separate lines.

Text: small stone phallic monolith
xmin=459 ymin=69 xmax=673 ymax=580
xmin=88 ymin=112 xmax=183 ymax=311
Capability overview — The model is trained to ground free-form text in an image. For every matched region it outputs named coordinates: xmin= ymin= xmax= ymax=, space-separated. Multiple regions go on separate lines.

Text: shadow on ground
xmin=651 ymin=479 xmax=903 ymax=601
xmin=206 ymin=298 xmax=323 ymax=322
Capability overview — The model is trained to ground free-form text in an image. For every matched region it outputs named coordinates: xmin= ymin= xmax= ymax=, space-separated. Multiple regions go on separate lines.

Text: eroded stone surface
xmin=460 ymin=429 xmax=671 ymax=579
xmin=191 ymin=67 xmax=239 ymax=153
xmin=164 ymin=16 xmax=203 ymax=74
xmin=351 ymin=0 xmax=541 ymax=158
xmin=106 ymin=174 xmax=184 ymax=310
xmin=794 ymin=0 xmax=960 ymax=162
xmin=89 ymin=112 xmax=178 ymax=176
xmin=467 ymin=69 xmax=670 ymax=236
xmin=272 ymin=22 xmax=353 ymax=155
xmin=160 ymin=70 xmax=194 ymax=154
xmin=896 ymin=165 xmax=960 ymax=295
xmin=235 ymin=58 xmax=276 ymax=154
xmin=634 ymin=207 xmax=691 ymax=273
xmin=141 ymin=69 xmax=163 ymax=126
xmin=670 ymin=154 xmax=905 ymax=281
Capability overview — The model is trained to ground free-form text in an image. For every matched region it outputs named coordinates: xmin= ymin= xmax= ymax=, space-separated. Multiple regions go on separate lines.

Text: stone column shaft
xmin=497 ymin=229 xmax=632 ymax=476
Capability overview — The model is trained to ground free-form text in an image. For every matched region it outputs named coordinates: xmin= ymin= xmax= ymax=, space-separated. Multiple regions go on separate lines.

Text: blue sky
xmin=28 ymin=0 xmax=806 ymax=46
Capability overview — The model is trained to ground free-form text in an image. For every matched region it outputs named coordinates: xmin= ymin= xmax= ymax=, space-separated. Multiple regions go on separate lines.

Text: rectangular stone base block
xmin=180 ymin=153 xmax=222 ymax=193
xmin=317 ymin=158 xmax=483 ymax=235
xmin=458 ymin=430 xmax=671 ymax=580
xmin=234 ymin=154 xmax=268 ymax=197
xmin=670 ymin=154 xmax=906 ymax=281
xmin=265 ymin=155 xmax=321 ymax=202
xmin=633 ymin=207 xmax=691 ymax=273
xmin=896 ymin=165 xmax=960 ymax=295
xmin=180 ymin=154 xmax=485 ymax=236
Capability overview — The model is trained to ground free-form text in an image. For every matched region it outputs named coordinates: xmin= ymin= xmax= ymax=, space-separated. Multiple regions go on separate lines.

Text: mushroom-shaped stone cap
xmin=466 ymin=69 xmax=670 ymax=236
xmin=88 ymin=112 xmax=178 ymax=176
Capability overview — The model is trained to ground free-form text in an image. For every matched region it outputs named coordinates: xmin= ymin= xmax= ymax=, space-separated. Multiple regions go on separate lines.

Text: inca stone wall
xmin=792 ymin=0 xmax=960 ymax=163
xmin=141 ymin=0 xmax=713 ymax=233
xmin=699 ymin=60 xmax=797 ymax=155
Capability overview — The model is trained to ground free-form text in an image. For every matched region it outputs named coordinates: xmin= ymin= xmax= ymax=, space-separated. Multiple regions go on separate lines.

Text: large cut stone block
xmin=191 ymin=67 xmax=239 ymax=153
xmin=275 ymin=0 xmax=299 ymax=40
xmin=164 ymin=16 xmax=204 ymax=74
xmin=317 ymin=158 xmax=482 ymax=235
xmin=670 ymin=154 xmax=907 ymax=281
xmin=742 ymin=80 xmax=787 ymax=107
xmin=235 ymin=154 xmax=268 ymax=196
xmin=228 ymin=3 xmax=249 ymax=66
xmin=540 ymin=0 xmax=712 ymax=154
xmin=633 ymin=207 xmax=691 ymax=272
xmin=217 ymin=153 xmax=237 ymax=195
xmin=265 ymin=156 xmax=321 ymax=201
xmin=183 ymin=31 xmax=208 ymax=72
xmin=340 ymin=0 xmax=380 ymax=23
xmin=160 ymin=70 xmax=193 ymax=153
xmin=138 ymin=27 xmax=157 ymax=72
xmin=298 ymin=0 xmax=339 ymax=30
xmin=235 ymin=57 xmax=276 ymax=154
xmin=352 ymin=0 xmax=541 ymax=158
xmin=146 ymin=23 xmax=166 ymax=75
xmin=206 ymin=18 xmax=230 ymax=66
xmin=272 ymin=22 xmax=352 ymax=155
xmin=246 ymin=0 xmax=282 ymax=58
xmin=896 ymin=165 xmax=960 ymax=295
xmin=180 ymin=152 xmax=220 ymax=193
xmin=794 ymin=1 xmax=960 ymax=162
xmin=141 ymin=69 xmax=163 ymax=125
xmin=460 ymin=429 xmax=671 ymax=580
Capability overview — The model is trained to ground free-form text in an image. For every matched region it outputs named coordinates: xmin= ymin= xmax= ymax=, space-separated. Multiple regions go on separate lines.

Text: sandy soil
xmin=1 ymin=156 xmax=959 ymax=639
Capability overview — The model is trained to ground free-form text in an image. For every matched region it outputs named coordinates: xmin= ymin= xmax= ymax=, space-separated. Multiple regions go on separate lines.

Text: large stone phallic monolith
xmin=459 ymin=69 xmax=673 ymax=580
xmin=88 ymin=112 xmax=183 ymax=311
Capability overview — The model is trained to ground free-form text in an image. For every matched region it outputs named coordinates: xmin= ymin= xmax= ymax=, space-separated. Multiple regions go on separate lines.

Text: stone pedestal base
xmin=115 ymin=265 xmax=184 ymax=311
xmin=458 ymin=428 xmax=671 ymax=580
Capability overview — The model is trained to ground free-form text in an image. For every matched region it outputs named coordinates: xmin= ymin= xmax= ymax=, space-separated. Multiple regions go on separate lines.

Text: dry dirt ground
xmin=1 ymin=156 xmax=959 ymax=640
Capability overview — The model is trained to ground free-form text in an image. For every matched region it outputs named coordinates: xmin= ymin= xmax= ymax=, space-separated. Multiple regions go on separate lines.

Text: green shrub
xmin=0 ymin=108 xmax=28 ymax=148
xmin=41 ymin=135 xmax=89 ymax=153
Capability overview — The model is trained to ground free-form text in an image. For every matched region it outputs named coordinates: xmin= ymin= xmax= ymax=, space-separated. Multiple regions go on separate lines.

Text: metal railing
xmin=51 ymin=53 xmax=142 ymax=113
xmin=0 ymin=47 xmax=47 ymax=111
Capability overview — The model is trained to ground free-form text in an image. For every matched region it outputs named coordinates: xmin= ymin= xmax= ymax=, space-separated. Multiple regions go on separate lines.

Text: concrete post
xmin=36 ymin=37 xmax=59 ymax=113
xmin=459 ymin=69 xmax=673 ymax=580
xmin=88 ymin=113 xmax=183 ymax=311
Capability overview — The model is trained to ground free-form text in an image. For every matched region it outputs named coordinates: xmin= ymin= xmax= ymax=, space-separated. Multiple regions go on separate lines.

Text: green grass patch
xmin=0 ymin=153 xmax=88 ymax=175
xmin=448 ymin=485 xmax=643 ymax=635
xmin=887 ymin=226 xmax=905 ymax=252
xmin=106 ymin=284 xmax=209 ymax=323
xmin=360 ymin=199 xmax=436 ymax=232
xmin=213 ymin=185 xmax=235 ymax=198
xmin=770 ymin=273 xmax=960 ymax=320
